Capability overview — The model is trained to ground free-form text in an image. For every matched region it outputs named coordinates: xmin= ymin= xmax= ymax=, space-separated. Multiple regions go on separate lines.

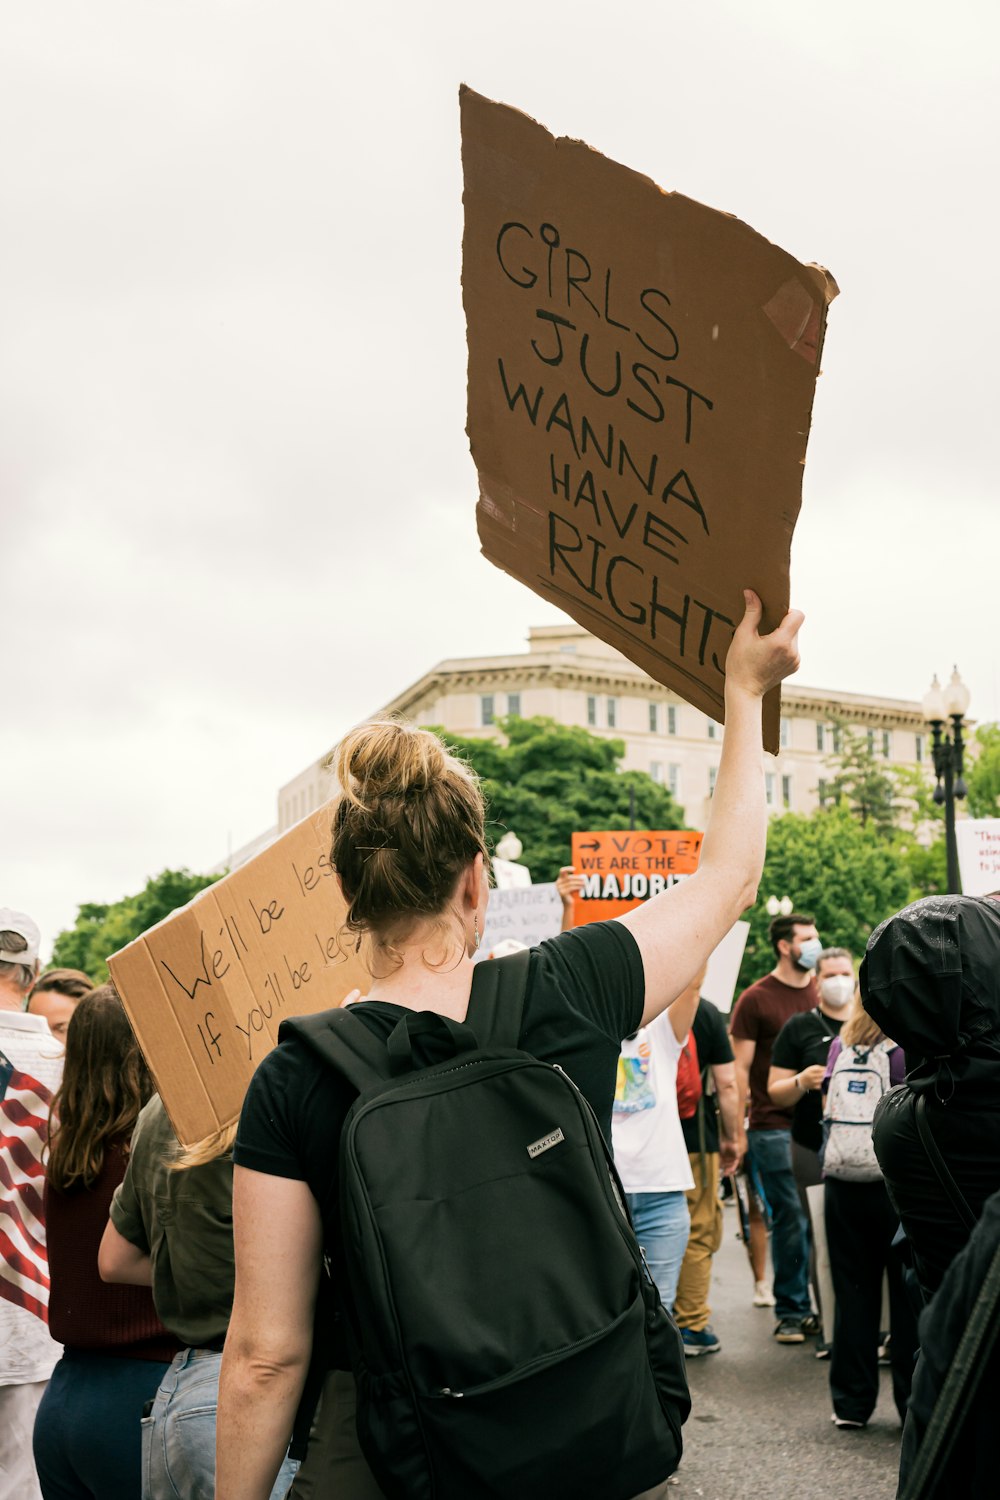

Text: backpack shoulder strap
xmin=466 ymin=948 xmax=530 ymax=1050
xmin=284 ymin=1007 xmax=394 ymax=1095
xmin=915 ymin=1093 xmax=978 ymax=1234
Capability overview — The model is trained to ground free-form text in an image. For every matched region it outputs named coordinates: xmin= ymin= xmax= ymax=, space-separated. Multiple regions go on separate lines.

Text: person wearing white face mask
xmin=730 ymin=914 xmax=823 ymax=1342
xmin=768 ymin=948 xmax=855 ymax=1351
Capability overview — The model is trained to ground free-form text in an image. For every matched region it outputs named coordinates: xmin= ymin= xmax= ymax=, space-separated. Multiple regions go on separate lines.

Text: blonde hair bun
xmin=334 ymin=719 xmax=450 ymax=812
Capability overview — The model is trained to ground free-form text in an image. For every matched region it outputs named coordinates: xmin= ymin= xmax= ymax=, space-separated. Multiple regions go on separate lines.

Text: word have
xmin=549 ymin=512 xmax=734 ymax=673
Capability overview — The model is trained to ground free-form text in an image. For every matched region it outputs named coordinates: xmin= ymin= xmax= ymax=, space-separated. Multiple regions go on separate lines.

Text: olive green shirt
xmin=110 ymin=1094 xmax=235 ymax=1347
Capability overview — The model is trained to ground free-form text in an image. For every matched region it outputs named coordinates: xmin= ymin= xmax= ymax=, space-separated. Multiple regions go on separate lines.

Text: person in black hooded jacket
xmin=865 ymin=894 xmax=1000 ymax=1304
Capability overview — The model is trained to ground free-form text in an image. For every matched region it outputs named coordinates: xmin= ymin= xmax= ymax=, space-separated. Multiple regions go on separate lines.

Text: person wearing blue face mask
xmin=731 ymin=913 xmax=822 ymax=1342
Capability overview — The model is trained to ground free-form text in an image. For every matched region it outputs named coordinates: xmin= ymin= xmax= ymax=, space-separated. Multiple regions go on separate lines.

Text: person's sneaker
xmin=815 ymin=1341 xmax=832 ymax=1360
xmin=832 ymin=1414 xmax=866 ymax=1429
xmin=753 ymin=1280 xmax=776 ymax=1307
xmin=800 ymin=1312 xmax=822 ymax=1337
xmin=774 ymin=1319 xmax=805 ymax=1343
xmin=681 ymin=1327 xmax=721 ymax=1357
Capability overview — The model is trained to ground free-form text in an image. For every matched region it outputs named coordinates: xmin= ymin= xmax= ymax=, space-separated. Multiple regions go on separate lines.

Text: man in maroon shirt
xmin=731 ymin=912 xmax=821 ymax=1342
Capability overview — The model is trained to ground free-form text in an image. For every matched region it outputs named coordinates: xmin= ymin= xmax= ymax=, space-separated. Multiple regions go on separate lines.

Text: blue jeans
xmin=626 ymin=1191 xmax=691 ymax=1310
xmin=33 ymin=1349 xmax=169 ymax=1499
xmin=748 ymin=1129 xmax=812 ymax=1321
xmin=143 ymin=1348 xmax=298 ymax=1500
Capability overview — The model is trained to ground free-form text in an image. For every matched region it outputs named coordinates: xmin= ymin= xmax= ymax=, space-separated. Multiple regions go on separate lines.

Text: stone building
xmin=274 ymin=623 xmax=929 ymax=840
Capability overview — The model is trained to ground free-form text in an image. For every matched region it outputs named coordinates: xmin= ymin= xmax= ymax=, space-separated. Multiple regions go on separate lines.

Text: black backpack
xmin=287 ymin=949 xmax=690 ymax=1499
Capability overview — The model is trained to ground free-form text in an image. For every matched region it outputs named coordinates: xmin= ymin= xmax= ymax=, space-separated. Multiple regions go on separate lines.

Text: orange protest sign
xmin=570 ymin=830 xmax=703 ymax=924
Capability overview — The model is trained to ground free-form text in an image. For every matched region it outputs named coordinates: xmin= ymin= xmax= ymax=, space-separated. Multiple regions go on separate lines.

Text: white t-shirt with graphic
xmin=611 ymin=1012 xmax=695 ymax=1194
xmin=0 ymin=1008 xmax=63 ymax=1385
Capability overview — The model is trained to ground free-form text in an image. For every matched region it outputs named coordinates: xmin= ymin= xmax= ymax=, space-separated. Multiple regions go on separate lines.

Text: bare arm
xmin=619 ymin=593 xmax=802 ymax=1027
xmin=711 ymin=1061 xmax=745 ymax=1174
xmin=217 ymin=1169 xmax=323 ymax=1500
xmin=768 ymin=1063 xmax=825 ymax=1109
xmin=731 ymin=1036 xmax=756 ymax=1129
xmin=668 ymin=985 xmax=700 ymax=1045
xmin=556 ymin=867 xmax=584 ymax=933
xmin=98 ymin=1219 xmax=153 ymax=1286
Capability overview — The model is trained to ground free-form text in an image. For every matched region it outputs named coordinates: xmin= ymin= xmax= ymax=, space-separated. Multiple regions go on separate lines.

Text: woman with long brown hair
xmin=33 ymin=985 xmax=177 ymax=1498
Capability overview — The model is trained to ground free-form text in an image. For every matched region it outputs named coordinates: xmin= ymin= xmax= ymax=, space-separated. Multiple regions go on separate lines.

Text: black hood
xmin=860 ymin=895 xmax=1000 ymax=1096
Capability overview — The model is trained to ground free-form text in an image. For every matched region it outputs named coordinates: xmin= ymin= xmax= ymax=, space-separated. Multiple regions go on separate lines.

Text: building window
xmin=480 ymin=695 xmax=495 ymax=727
xmin=559 ymin=644 xmax=577 ymax=654
xmin=782 ymin=775 xmax=792 ymax=809
xmin=780 ymin=717 xmax=791 ymax=749
xmin=587 ymin=695 xmax=597 ymax=728
xmin=915 ymin=733 xmax=924 ymax=764
xmin=867 ymin=728 xmax=876 ymax=754
xmin=882 ymin=730 xmax=892 ymax=758
xmin=818 ymin=778 xmax=828 ymax=806
xmin=816 ymin=723 xmax=825 ymax=753
xmin=507 ymin=692 xmax=521 ymax=718
xmin=649 ymin=702 xmax=659 ymax=734
xmin=707 ymin=717 xmax=718 ymax=740
xmin=765 ymin=772 xmax=776 ymax=807
xmin=607 ymin=697 xmax=618 ymax=728
xmin=650 ymin=760 xmax=663 ymax=783
xmin=708 ymin=766 xmax=718 ymax=798
xmin=832 ymin=725 xmax=843 ymax=754
xmin=667 ymin=705 xmax=677 ymax=736
xmin=668 ymin=764 xmax=681 ymax=798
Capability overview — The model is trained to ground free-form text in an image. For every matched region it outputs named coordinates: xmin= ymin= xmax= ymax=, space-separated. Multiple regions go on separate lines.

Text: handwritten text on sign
xmin=462 ymin=87 xmax=837 ymax=752
xmin=570 ymin=830 xmax=703 ymax=924
xmin=109 ymin=808 xmax=367 ymax=1147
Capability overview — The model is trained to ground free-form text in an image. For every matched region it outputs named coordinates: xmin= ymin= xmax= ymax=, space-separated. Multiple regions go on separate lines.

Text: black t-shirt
xmin=681 ymin=999 xmax=734 ymax=1155
xmin=771 ymin=1007 xmax=844 ymax=1153
xmin=235 ymin=921 xmax=644 ymax=1370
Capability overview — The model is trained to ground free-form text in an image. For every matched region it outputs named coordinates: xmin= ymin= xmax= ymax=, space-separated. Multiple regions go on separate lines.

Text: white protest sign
xmin=956 ymin=818 xmax=1000 ymax=897
xmin=475 ymin=883 xmax=564 ymax=961
xmin=700 ymin=920 xmax=751 ymax=1013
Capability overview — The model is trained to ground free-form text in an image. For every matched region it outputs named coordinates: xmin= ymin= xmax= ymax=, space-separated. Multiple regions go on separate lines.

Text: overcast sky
xmin=3 ymin=0 xmax=997 ymax=958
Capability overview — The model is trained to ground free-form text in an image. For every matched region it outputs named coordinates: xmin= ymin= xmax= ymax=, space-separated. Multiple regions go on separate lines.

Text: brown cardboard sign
xmin=108 ymin=807 xmax=366 ymax=1146
xmin=461 ymin=87 xmax=837 ymax=752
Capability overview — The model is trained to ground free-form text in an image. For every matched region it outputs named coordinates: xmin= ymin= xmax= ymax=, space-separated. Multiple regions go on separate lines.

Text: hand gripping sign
xmin=462 ymin=87 xmax=837 ymax=753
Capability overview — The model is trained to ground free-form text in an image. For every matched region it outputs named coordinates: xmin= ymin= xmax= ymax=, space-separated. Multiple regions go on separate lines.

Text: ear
xmin=461 ymin=854 xmax=485 ymax=911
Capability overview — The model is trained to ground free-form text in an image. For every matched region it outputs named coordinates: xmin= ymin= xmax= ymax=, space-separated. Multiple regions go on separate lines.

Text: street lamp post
xmin=921 ymin=667 xmax=971 ymax=895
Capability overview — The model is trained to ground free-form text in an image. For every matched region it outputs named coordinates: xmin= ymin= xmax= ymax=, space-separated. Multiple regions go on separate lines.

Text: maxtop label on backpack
xmin=527 ymin=1128 xmax=565 ymax=1158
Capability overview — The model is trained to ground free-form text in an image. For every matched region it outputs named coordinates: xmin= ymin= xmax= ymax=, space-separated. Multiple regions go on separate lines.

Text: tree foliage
xmin=737 ymin=804 xmax=913 ymax=993
xmin=967 ymin=723 xmax=1000 ymax=819
xmin=51 ymin=869 xmax=219 ymax=983
xmin=437 ymin=716 xmax=685 ymax=883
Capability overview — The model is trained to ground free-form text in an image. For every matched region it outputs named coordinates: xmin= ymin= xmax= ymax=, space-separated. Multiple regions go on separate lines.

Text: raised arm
xmin=620 ymin=592 xmax=802 ymax=1027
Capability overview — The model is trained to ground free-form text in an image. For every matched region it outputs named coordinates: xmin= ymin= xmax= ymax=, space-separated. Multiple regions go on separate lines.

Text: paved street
xmin=671 ymin=1202 xmax=902 ymax=1500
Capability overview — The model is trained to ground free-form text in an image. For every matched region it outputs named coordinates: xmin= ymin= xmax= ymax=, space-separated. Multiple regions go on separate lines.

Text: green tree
xmin=737 ymin=804 xmax=912 ymax=992
xmin=824 ymin=724 xmax=900 ymax=836
xmin=437 ymin=716 xmax=686 ymax=883
xmin=966 ymin=723 xmax=1000 ymax=818
xmin=51 ymin=869 xmax=219 ymax=982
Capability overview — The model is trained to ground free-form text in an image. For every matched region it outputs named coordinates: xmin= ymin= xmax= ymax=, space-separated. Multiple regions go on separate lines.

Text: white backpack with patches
xmin=822 ymin=1041 xmax=896 ymax=1182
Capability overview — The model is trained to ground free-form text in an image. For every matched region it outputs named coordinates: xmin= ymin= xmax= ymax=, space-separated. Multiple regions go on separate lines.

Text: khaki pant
xmin=289 ymin=1370 xmax=384 ymax=1499
xmin=673 ymin=1151 xmax=723 ymax=1332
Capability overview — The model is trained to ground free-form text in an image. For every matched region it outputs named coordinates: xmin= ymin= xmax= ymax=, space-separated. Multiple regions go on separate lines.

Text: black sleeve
xmin=234 ymin=1038 xmax=350 ymax=1213
xmin=771 ymin=1015 xmax=803 ymax=1070
xmin=698 ymin=1002 xmax=735 ymax=1066
xmin=531 ymin=921 xmax=644 ymax=1043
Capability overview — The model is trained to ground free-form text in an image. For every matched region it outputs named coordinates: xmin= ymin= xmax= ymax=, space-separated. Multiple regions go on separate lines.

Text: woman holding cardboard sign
xmin=218 ymin=589 xmax=802 ymax=1500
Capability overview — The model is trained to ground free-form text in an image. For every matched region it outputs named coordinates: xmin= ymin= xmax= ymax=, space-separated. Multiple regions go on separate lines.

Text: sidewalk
xmin=670 ymin=1201 xmax=903 ymax=1499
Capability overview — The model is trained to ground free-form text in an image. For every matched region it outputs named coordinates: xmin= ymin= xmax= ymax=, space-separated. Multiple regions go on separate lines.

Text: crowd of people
xmin=2 ymin=590 xmax=999 ymax=1498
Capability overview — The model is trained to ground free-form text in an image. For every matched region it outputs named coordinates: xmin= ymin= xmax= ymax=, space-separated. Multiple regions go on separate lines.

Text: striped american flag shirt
xmin=0 ymin=1009 xmax=62 ymax=1381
